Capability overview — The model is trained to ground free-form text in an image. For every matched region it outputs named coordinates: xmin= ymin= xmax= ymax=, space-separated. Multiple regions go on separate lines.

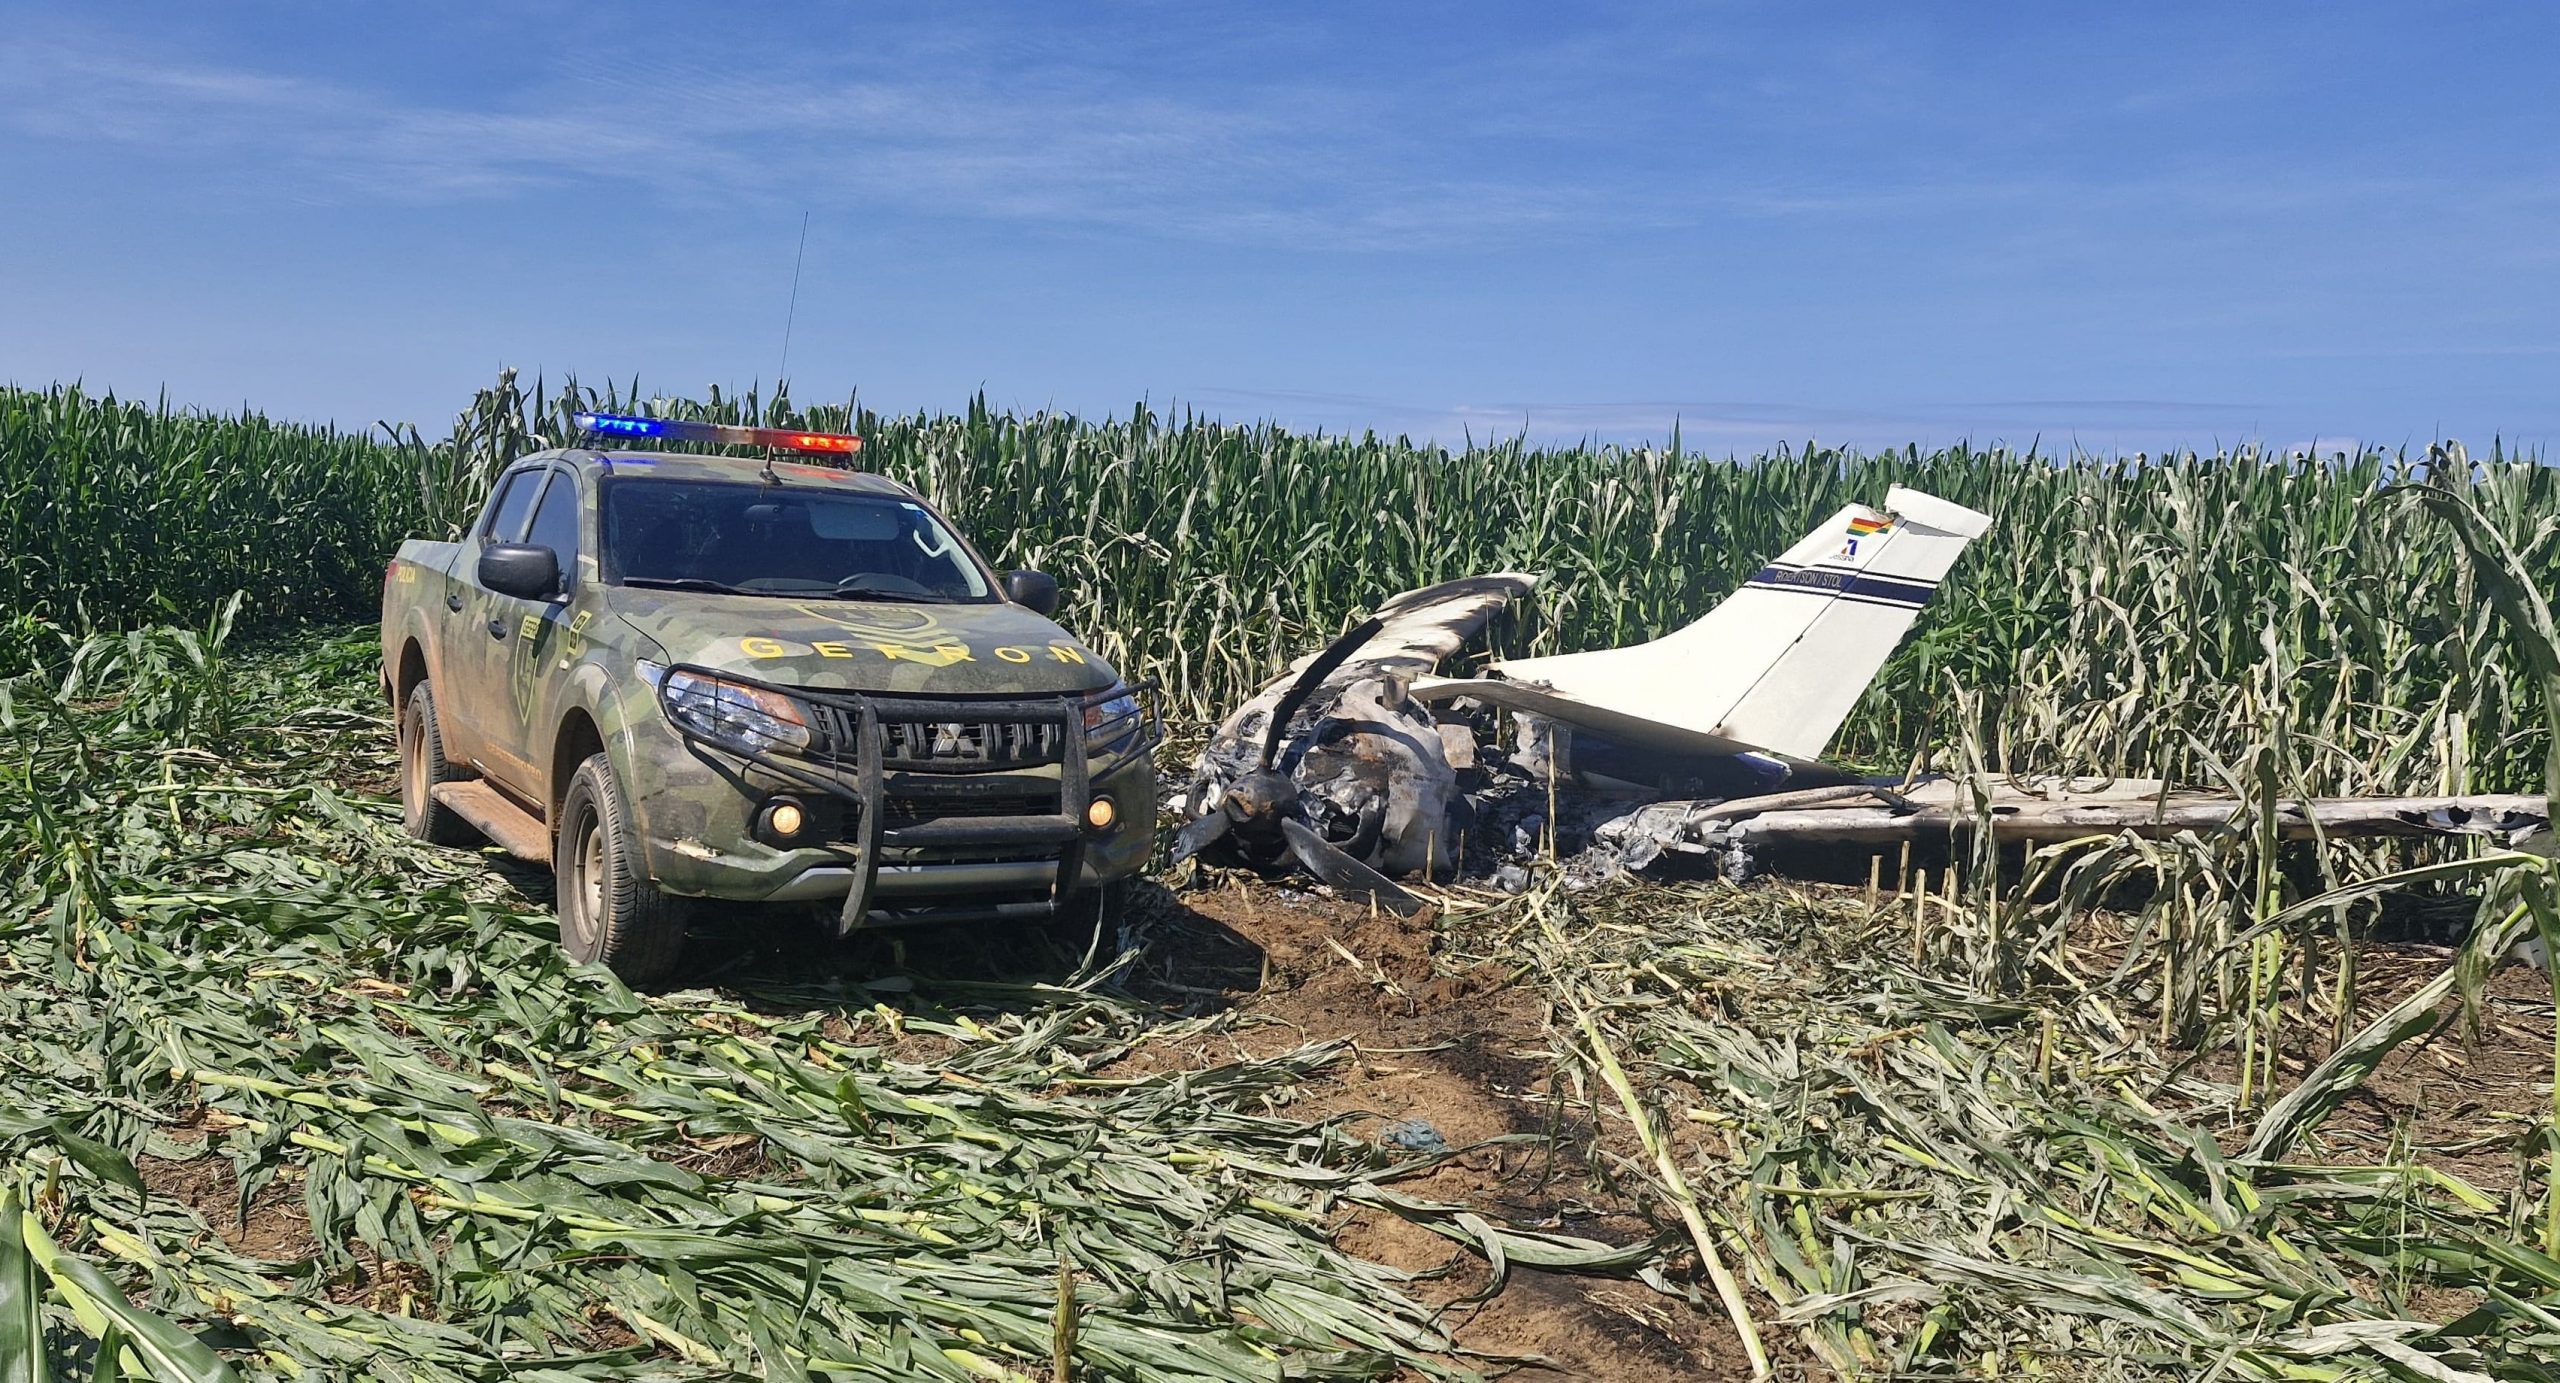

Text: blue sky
xmin=2 ymin=3 xmax=2552 ymax=455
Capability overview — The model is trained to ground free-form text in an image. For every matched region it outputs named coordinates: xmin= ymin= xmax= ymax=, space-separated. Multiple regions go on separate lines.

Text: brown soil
xmin=139 ymin=1150 xmax=454 ymax=1316
xmin=2330 ymin=953 xmax=2552 ymax=1182
xmin=136 ymin=1152 xmax=320 ymax=1263
xmin=2185 ymin=944 xmax=2556 ymax=1189
xmin=1112 ymin=881 xmax=1769 ymax=1381
xmin=1111 ymin=879 xmax=2558 ymax=1380
xmin=340 ymin=769 xmax=399 ymax=798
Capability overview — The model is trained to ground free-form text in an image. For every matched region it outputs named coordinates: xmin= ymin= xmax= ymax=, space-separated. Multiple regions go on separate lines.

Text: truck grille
xmin=804 ymin=703 xmax=1068 ymax=769
xmin=879 ymin=792 xmax=1057 ymax=827
xmin=882 ymin=717 xmax=1063 ymax=767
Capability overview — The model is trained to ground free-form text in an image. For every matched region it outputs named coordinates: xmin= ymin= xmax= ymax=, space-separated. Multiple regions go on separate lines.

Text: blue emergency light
xmin=572 ymin=412 xmax=862 ymax=455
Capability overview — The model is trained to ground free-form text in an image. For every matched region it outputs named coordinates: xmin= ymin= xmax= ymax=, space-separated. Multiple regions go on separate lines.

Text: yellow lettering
xmin=557 ymin=611 xmax=594 ymax=670
xmin=992 ymin=646 xmax=1032 ymax=664
xmin=1046 ymin=644 xmax=1087 ymax=665
xmin=813 ymin=641 xmax=853 ymax=659
xmin=740 ymin=637 xmax=788 ymax=658
xmin=932 ymin=644 xmax=975 ymax=663
xmin=519 ymin=614 xmax=541 ymax=640
xmin=871 ymin=642 xmax=910 ymax=660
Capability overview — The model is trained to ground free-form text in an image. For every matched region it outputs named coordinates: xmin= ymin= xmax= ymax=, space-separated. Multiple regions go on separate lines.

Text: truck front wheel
xmin=556 ymin=754 xmax=690 ymax=985
xmin=399 ymin=684 xmax=480 ymax=846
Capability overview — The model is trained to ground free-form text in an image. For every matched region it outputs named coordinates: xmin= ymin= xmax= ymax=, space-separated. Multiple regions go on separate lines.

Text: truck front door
xmin=445 ymin=464 xmax=547 ymax=783
xmin=470 ymin=465 xmax=589 ymax=803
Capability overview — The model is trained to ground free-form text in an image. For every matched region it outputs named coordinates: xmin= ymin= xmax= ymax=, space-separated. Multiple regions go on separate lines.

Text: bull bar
xmin=653 ymin=664 xmax=1156 ymax=932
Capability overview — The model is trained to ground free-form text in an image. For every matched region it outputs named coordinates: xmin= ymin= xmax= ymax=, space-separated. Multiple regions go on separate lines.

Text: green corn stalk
xmin=1 ymin=1188 xmax=238 ymax=1383
xmin=0 ymin=1187 xmax=49 ymax=1383
xmin=12 ymin=372 xmax=2560 ymax=1374
xmin=2388 ymin=482 xmax=2560 ymax=1254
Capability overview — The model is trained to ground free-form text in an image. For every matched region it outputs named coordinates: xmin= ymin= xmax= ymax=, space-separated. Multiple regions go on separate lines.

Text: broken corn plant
xmin=2 ymin=1187 xmax=242 ymax=1383
xmin=0 ymin=626 xmax=1649 ymax=1380
xmin=1488 ymin=880 xmax=2560 ymax=1380
xmin=8 ymin=374 xmax=2560 ymax=1376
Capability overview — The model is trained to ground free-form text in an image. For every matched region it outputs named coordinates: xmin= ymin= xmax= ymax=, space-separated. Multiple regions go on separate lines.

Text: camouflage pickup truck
xmin=378 ymin=413 xmax=1158 ymax=983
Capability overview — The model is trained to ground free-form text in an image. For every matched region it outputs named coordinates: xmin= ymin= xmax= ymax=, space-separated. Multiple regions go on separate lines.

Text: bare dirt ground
xmin=1104 ymin=880 xmax=2557 ymax=1381
xmin=2197 ymin=943 xmax=2556 ymax=1191
xmin=135 ymin=1147 xmax=319 ymax=1265
xmin=1110 ymin=881 xmax=1752 ymax=1379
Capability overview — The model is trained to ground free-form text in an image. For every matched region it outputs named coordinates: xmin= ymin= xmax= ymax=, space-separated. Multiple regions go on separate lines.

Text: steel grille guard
xmin=653 ymin=664 xmax=1157 ymax=931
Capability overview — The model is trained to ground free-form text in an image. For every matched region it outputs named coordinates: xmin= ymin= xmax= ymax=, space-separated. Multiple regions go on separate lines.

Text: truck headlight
xmin=1084 ymin=691 xmax=1142 ymax=756
xmin=655 ymin=666 xmax=813 ymax=754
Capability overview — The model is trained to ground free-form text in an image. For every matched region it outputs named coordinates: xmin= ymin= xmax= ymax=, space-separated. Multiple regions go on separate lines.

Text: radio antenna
xmin=776 ymin=210 xmax=810 ymax=398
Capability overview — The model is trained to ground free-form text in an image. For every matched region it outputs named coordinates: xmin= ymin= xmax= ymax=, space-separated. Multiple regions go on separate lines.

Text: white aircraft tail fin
xmin=1473 ymin=485 xmax=1991 ymax=761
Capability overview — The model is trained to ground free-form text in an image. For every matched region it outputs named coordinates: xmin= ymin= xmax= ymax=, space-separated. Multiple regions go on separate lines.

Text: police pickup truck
xmin=379 ymin=413 xmax=1157 ymax=983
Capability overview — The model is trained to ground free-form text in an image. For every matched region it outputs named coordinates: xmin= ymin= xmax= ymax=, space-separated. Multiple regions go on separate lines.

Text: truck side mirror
xmin=1003 ymin=569 xmax=1060 ymax=615
xmin=480 ymin=544 xmax=563 ymax=601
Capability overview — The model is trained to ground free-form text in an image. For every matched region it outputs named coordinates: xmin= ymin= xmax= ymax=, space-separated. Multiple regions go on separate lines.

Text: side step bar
xmin=431 ymin=781 xmax=552 ymax=864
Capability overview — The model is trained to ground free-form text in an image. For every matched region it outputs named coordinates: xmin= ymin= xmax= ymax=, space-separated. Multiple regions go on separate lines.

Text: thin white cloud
xmin=1175 ymin=385 xmax=2318 ymax=455
xmin=11 ymin=17 xmax=2552 ymax=257
xmin=0 ymin=29 xmax=1628 ymax=251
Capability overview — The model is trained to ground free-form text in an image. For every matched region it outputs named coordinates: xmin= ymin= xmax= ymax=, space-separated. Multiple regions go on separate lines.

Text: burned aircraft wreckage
xmin=1174 ymin=487 xmax=2548 ymax=912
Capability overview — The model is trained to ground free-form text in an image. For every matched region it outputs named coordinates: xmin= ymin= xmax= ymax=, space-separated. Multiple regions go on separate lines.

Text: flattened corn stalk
xmin=9 ymin=378 xmax=2560 ymax=1378
xmin=1482 ymin=881 xmax=2560 ymax=1379
xmin=0 ymin=630 xmax=1640 ymax=1380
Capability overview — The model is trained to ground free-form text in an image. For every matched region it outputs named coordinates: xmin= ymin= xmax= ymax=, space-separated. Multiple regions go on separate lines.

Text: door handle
xmin=487 ymin=618 xmax=508 ymax=639
xmin=446 ymin=593 xmax=464 ymax=612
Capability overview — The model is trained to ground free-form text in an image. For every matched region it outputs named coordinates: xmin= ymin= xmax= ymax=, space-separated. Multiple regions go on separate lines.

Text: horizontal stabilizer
xmin=1408 ymin=674 xmax=1833 ymax=774
xmin=1448 ymin=486 xmax=1991 ymax=762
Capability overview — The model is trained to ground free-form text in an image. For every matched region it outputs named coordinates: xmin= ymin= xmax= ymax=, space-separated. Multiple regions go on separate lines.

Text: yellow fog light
xmin=1085 ymin=796 xmax=1117 ymax=831
xmin=759 ymin=799 xmax=807 ymax=842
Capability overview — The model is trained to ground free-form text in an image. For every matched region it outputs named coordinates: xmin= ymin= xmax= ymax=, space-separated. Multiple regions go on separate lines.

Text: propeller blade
xmin=1171 ymin=808 xmax=1234 ymax=862
xmin=1280 ymin=818 xmax=1426 ymax=917
xmin=1261 ymin=614 xmax=1387 ymax=769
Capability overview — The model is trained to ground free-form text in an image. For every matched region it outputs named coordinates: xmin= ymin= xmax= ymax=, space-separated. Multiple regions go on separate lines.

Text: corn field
xmin=3 ymin=375 xmax=2558 ymax=1378
xmin=11 ymin=376 xmax=2557 ymax=793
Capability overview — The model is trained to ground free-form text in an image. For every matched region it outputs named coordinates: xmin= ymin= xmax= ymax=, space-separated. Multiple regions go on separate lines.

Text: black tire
xmin=555 ymin=753 xmax=690 ymax=985
xmin=399 ymin=684 xmax=481 ymax=846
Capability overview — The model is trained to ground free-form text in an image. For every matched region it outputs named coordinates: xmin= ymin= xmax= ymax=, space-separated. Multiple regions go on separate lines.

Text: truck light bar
xmin=572 ymin=412 xmax=862 ymax=455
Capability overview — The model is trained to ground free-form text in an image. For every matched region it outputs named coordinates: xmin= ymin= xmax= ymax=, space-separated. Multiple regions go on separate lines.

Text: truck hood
xmin=608 ymin=592 xmax=1121 ymax=695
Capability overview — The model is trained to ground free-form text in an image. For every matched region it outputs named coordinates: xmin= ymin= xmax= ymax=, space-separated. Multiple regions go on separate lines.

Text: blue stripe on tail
xmin=1743 ymin=565 xmax=1938 ymax=608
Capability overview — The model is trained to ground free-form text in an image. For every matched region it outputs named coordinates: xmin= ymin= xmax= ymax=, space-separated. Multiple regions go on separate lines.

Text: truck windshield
xmin=602 ymin=480 xmax=994 ymax=602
